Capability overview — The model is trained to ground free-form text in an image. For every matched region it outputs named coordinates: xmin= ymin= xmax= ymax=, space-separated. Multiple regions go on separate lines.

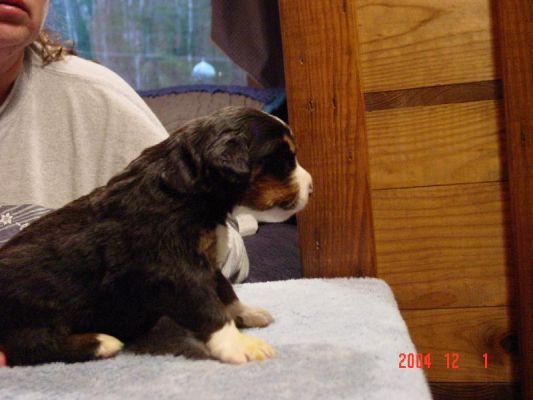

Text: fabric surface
xmin=216 ymin=217 xmax=250 ymax=283
xmin=0 ymin=48 xmax=168 ymax=209
xmin=244 ymin=222 xmax=302 ymax=283
xmin=140 ymin=89 xmax=285 ymax=136
xmin=233 ymin=212 xmax=259 ymax=236
xmin=211 ymin=0 xmax=285 ymax=88
xmin=0 ymin=204 xmax=52 ymax=246
xmin=0 ymin=279 xmax=432 ymax=400
xmin=141 ymin=91 xmax=264 ymax=135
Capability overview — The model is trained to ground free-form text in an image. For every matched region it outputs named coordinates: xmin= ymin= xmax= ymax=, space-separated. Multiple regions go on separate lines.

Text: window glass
xmin=46 ymin=0 xmax=247 ymax=90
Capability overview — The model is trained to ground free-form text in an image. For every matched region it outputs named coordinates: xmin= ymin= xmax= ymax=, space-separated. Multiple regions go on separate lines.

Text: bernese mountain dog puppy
xmin=0 ymin=106 xmax=313 ymax=366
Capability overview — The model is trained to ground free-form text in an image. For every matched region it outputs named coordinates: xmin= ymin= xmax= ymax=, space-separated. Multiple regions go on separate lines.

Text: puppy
xmin=0 ymin=107 xmax=312 ymax=366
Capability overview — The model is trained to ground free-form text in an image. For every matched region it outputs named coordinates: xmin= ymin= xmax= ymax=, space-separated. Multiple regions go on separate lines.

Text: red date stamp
xmin=398 ymin=353 xmax=490 ymax=369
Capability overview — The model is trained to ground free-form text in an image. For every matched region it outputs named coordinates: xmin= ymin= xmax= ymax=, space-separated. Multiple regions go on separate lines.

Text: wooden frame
xmin=279 ymin=0 xmax=376 ymax=278
xmin=498 ymin=1 xmax=533 ymax=398
xmin=280 ymin=0 xmax=531 ymax=398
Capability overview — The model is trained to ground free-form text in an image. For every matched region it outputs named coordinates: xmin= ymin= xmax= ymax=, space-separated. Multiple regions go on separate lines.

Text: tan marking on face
xmin=241 ymin=173 xmax=300 ymax=211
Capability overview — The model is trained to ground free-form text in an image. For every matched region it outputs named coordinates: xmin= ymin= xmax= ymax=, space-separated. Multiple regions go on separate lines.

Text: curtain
xmin=211 ymin=0 xmax=285 ymax=88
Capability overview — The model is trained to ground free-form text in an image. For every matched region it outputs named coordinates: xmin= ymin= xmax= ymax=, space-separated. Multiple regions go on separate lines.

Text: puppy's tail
xmin=1 ymin=328 xmax=123 ymax=366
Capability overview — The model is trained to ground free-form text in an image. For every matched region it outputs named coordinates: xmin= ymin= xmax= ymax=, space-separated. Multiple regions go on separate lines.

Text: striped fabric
xmin=0 ymin=205 xmax=52 ymax=246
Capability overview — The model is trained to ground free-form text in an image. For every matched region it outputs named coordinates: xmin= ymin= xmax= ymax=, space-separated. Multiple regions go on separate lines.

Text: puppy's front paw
xmin=207 ymin=321 xmax=274 ymax=364
xmin=240 ymin=333 xmax=274 ymax=361
xmin=236 ymin=307 xmax=274 ymax=328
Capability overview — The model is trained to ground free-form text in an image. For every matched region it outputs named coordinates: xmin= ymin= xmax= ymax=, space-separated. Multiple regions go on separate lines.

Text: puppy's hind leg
xmin=127 ymin=317 xmax=210 ymax=360
xmin=2 ymin=328 xmax=123 ymax=366
xmin=162 ymin=279 xmax=274 ymax=364
xmin=215 ymin=271 xmax=274 ymax=328
xmin=227 ymin=301 xmax=274 ymax=329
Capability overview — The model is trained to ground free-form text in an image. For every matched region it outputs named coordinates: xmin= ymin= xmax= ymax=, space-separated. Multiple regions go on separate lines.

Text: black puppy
xmin=0 ymin=107 xmax=312 ymax=366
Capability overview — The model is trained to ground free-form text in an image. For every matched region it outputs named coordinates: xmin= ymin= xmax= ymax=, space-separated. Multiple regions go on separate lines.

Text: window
xmin=46 ymin=0 xmax=247 ymax=90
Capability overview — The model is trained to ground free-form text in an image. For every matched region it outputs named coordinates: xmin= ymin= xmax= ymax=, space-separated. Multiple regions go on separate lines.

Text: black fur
xmin=0 ymin=107 xmax=297 ymax=366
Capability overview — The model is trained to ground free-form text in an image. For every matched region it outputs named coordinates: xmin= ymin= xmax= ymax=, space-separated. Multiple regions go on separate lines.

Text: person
xmin=0 ymin=0 xmax=248 ymax=367
xmin=0 ymin=0 xmax=169 ymax=207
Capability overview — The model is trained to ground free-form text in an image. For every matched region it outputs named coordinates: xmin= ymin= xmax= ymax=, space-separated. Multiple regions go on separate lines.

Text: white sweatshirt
xmin=0 ymin=48 xmax=168 ymax=208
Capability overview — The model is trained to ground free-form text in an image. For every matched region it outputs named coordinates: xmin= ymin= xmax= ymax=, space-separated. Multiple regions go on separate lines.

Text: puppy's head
xmin=235 ymin=109 xmax=313 ymax=223
xmin=156 ymin=106 xmax=312 ymax=221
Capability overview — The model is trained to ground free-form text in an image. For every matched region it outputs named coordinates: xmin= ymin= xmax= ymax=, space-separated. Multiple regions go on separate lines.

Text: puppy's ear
xmin=205 ymin=133 xmax=250 ymax=189
xmin=160 ymin=139 xmax=203 ymax=193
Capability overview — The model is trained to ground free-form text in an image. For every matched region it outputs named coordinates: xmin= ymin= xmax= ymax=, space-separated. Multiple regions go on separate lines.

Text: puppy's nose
xmin=308 ymin=181 xmax=314 ymax=195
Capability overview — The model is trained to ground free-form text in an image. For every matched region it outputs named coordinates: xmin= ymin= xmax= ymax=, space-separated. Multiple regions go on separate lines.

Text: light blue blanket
xmin=0 ymin=279 xmax=432 ymax=400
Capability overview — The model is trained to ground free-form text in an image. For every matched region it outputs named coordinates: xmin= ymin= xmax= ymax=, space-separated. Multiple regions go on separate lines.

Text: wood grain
xmin=357 ymin=0 xmax=500 ymax=91
xmin=372 ymin=182 xmax=514 ymax=309
xmin=279 ymin=0 xmax=376 ymax=277
xmin=364 ymin=80 xmax=502 ymax=112
xmin=497 ymin=1 xmax=533 ymax=398
xmin=367 ymin=100 xmax=505 ymax=189
xmin=430 ymin=382 xmax=520 ymax=400
xmin=403 ymin=307 xmax=518 ymax=382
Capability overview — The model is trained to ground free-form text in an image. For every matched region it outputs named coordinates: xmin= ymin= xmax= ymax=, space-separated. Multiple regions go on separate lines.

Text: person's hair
xmin=31 ymin=31 xmax=76 ymax=65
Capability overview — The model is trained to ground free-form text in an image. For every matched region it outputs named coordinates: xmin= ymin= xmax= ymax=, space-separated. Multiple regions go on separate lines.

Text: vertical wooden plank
xmin=279 ymin=0 xmax=376 ymax=277
xmin=497 ymin=1 xmax=533 ymax=398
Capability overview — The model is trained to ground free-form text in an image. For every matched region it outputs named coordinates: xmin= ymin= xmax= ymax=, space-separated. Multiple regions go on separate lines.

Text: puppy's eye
xmin=262 ymin=145 xmax=296 ymax=180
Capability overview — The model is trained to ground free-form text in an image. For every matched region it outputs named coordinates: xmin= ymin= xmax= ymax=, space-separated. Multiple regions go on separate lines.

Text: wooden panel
xmin=498 ymin=1 xmax=533 ymax=398
xmin=279 ymin=0 xmax=377 ymax=277
xmin=430 ymin=382 xmax=520 ymax=400
xmin=373 ymin=182 xmax=513 ymax=309
xmin=403 ymin=307 xmax=518 ymax=382
xmin=357 ymin=0 xmax=499 ymax=92
xmin=364 ymin=80 xmax=502 ymax=112
xmin=367 ymin=101 xmax=505 ymax=189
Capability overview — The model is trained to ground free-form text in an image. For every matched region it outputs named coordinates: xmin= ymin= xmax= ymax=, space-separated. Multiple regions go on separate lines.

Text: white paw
xmin=207 ymin=321 xmax=274 ymax=364
xmin=238 ymin=307 xmax=274 ymax=328
xmin=95 ymin=334 xmax=124 ymax=358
